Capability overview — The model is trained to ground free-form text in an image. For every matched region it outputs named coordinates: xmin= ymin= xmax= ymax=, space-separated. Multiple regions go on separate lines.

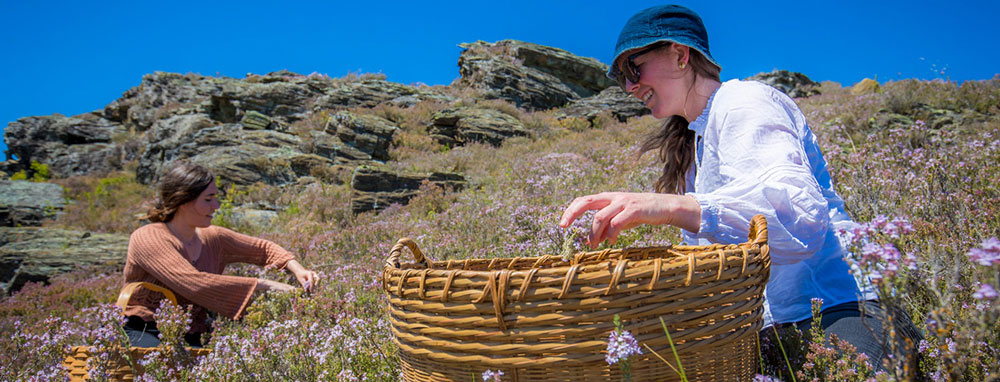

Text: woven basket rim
xmin=383 ymin=215 xmax=769 ymax=277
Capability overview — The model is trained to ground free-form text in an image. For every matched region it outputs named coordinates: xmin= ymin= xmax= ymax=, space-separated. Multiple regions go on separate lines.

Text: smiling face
xmin=621 ymin=44 xmax=692 ymax=119
xmin=173 ymin=180 xmax=221 ymax=228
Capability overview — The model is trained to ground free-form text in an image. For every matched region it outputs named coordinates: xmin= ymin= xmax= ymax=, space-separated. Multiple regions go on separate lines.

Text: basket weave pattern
xmin=382 ymin=215 xmax=771 ymax=381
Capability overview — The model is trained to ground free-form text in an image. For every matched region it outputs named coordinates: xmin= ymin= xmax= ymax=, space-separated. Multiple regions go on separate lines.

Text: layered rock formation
xmin=457 ymin=40 xmax=617 ymax=110
xmin=350 ymin=166 xmax=467 ymax=214
xmin=560 ymin=87 xmax=650 ymax=123
xmin=0 ymin=181 xmax=67 ymax=227
xmin=0 ymin=227 xmax=128 ymax=294
xmin=746 ymin=69 xmax=821 ymax=98
xmin=4 ymin=71 xmax=453 ymax=186
xmin=428 ymin=107 xmax=529 ymax=147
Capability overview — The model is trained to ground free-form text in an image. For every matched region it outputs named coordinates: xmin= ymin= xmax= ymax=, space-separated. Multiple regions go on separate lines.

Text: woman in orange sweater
xmin=122 ymin=161 xmax=317 ymax=347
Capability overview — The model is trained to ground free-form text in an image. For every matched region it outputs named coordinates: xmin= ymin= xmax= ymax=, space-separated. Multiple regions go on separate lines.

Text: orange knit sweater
xmin=123 ymin=223 xmax=294 ymax=333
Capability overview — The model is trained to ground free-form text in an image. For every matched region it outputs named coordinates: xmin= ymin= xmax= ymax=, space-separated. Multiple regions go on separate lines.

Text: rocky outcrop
xmin=326 ymin=111 xmax=398 ymax=161
xmin=458 ymin=40 xmax=617 ymax=110
xmin=313 ymin=79 xmax=454 ymax=109
xmin=133 ymin=109 xmax=397 ymax=186
xmin=0 ymin=227 xmax=128 ymax=294
xmin=746 ymin=69 xmax=820 ymax=98
xmin=3 ymin=113 xmax=137 ymax=177
xmin=0 ymin=181 xmax=66 ymax=227
xmin=5 ymin=71 xmax=450 ymax=184
xmin=559 ymin=87 xmax=650 ymax=123
xmin=350 ymin=166 xmax=467 ymax=214
xmin=428 ymin=107 xmax=529 ymax=147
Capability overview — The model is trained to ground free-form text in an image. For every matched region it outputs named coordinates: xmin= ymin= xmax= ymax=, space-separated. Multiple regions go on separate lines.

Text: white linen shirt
xmin=683 ymin=79 xmax=877 ymax=326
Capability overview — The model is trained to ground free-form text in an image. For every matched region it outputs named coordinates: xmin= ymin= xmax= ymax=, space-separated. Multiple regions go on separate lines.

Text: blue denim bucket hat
xmin=607 ymin=4 xmax=721 ymax=80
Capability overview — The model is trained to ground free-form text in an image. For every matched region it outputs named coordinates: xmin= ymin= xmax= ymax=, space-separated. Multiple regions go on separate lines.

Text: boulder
xmin=326 ymin=111 xmax=399 ymax=161
xmin=0 ymin=181 xmax=66 ymax=227
xmin=0 ymin=227 xmax=128 ymax=294
xmin=428 ymin=107 xmax=529 ymax=147
xmin=3 ymin=113 xmax=133 ymax=177
xmin=350 ymin=166 xmax=467 ymax=214
xmin=218 ymin=207 xmax=279 ymax=232
xmin=746 ymin=69 xmax=821 ymax=98
xmin=458 ymin=40 xmax=617 ymax=110
xmin=559 ymin=87 xmax=650 ymax=123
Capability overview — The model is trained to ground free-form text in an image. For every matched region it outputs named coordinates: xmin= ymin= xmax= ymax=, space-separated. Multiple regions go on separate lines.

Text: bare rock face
xmin=350 ymin=166 xmax=467 ymax=214
xmin=3 ymin=113 xmax=135 ymax=177
xmin=313 ymin=79 xmax=455 ymax=109
xmin=428 ymin=107 xmax=529 ymax=147
xmin=560 ymin=87 xmax=650 ymax=123
xmin=0 ymin=227 xmax=128 ymax=294
xmin=746 ymin=69 xmax=821 ymax=98
xmin=133 ymin=110 xmax=398 ymax=187
xmin=0 ymin=181 xmax=66 ymax=227
xmin=458 ymin=40 xmax=617 ymax=110
xmin=326 ymin=111 xmax=399 ymax=161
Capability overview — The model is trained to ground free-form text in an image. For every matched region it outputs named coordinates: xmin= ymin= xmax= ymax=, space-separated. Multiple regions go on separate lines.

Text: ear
xmin=671 ymin=44 xmax=691 ymax=68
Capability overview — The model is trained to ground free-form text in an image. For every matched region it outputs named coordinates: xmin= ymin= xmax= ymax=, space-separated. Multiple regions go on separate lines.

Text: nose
xmin=624 ymin=79 xmax=640 ymax=96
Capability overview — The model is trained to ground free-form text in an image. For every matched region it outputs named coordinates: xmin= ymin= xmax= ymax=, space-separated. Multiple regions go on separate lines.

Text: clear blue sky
xmin=3 ymin=0 xmax=998 ymax=161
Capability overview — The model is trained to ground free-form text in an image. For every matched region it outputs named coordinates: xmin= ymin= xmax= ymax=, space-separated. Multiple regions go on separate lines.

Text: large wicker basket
xmin=63 ymin=282 xmax=211 ymax=381
xmin=382 ymin=215 xmax=771 ymax=382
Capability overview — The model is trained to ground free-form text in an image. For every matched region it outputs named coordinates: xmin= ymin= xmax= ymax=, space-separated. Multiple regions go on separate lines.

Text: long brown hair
xmin=144 ymin=161 xmax=215 ymax=223
xmin=637 ymin=47 xmax=721 ymax=194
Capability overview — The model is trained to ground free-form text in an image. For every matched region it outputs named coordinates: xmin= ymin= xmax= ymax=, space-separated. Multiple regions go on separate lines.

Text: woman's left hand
xmin=285 ymin=260 xmax=319 ymax=292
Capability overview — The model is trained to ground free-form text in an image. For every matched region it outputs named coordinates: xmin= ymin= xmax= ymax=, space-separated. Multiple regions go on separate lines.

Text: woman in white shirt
xmin=559 ymin=4 xmax=920 ymax=373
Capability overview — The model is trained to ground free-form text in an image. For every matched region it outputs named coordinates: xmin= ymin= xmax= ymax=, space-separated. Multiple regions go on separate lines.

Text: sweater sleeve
xmin=127 ymin=227 xmax=258 ymax=320
xmin=211 ymin=226 xmax=295 ymax=270
xmin=686 ymin=87 xmax=831 ymax=265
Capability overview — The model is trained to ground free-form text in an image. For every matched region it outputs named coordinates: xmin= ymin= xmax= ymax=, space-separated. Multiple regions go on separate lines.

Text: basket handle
xmin=747 ymin=214 xmax=768 ymax=245
xmin=385 ymin=238 xmax=431 ymax=269
xmin=116 ymin=282 xmax=179 ymax=310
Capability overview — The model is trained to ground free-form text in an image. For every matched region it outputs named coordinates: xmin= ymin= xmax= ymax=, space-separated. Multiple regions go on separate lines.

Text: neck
xmin=683 ymin=76 xmax=722 ymax=123
xmin=165 ymin=219 xmax=197 ymax=243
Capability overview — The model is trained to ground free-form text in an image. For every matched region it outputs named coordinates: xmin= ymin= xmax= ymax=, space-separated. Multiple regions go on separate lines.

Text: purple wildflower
xmin=753 ymin=374 xmax=783 ymax=382
xmin=967 ymin=237 xmax=1000 ymax=266
xmin=482 ymin=369 xmax=504 ymax=381
xmin=973 ymin=284 xmax=998 ymax=300
xmin=606 ymin=329 xmax=642 ymax=365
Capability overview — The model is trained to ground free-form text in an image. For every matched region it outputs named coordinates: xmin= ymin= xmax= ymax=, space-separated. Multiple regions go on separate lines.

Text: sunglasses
xmin=613 ymin=43 xmax=669 ymax=90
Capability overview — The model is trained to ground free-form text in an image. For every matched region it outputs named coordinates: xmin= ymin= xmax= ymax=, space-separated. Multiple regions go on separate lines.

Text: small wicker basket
xmin=62 ymin=282 xmax=211 ymax=381
xmin=382 ymin=215 xmax=772 ymax=382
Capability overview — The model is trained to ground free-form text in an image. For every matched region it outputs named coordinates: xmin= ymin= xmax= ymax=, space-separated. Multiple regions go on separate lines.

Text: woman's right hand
xmin=255 ymin=278 xmax=296 ymax=293
xmin=559 ymin=192 xmax=702 ymax=249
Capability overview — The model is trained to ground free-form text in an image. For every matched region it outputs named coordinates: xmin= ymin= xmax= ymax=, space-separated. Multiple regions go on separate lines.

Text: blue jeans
xmin=123 ymin=316 xmax=203 ymax=348
xmin=760 ymin=300 xmax=923 ymax=376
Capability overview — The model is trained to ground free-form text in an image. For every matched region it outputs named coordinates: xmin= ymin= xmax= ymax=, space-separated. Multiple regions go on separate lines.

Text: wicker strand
xmin=398 ymin=269 xmax=414 ymax=297
xmin=741 ymin=248 xmax=749 ymax=276
xmin=442 ymin=272 xmax=457 ymax=303
xmin=558 ymin=264 xmax=582 ymax=299
xmin=648 ymin=258 xmax=662 ymax=291
xmin=716 ymin=250 xmax=726 ymax=280
xmin=606 ymin=259 xmax=629 ymax=296
xmin=517 ymin=268 xmax=539 ymax=302
xmin=685 ymin=253 xmax=696 ymax=286
xmin=419 ymin=269 xmax=430 ymax=299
